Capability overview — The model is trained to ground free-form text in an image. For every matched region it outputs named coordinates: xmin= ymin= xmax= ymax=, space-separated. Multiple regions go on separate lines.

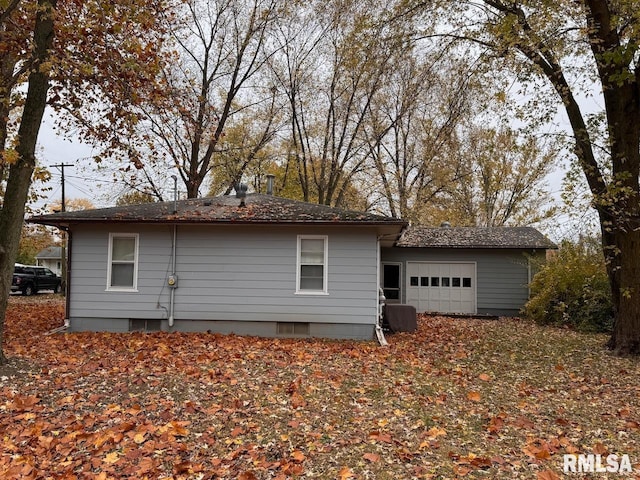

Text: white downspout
xmin=376 ymin=236 xmax=388 ymax=346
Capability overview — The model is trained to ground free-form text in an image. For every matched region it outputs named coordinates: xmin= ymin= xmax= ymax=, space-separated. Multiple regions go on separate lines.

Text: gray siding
xmin=381 ymin=247 xmax=545 ymax=316
xmin=68 ymin=225 xmax=379 ymax=339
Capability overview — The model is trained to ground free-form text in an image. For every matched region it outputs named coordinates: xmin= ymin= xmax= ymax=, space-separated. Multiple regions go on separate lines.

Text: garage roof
xmin=396 ymin=226 xmax=557 ymax=249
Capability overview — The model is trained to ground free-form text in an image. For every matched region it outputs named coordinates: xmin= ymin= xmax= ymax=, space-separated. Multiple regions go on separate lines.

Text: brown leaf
xmin=363 ymin=452 xmax=380 ymax=463
xmin=467 ymin=391 xmax=481 ymax=402
xmin=537 ymin=470 xmax=560 ymax=480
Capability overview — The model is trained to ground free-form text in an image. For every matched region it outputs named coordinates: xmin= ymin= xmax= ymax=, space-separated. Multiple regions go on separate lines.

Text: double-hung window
xmin=297 ymin=235 xmax=328 ymax=294
xmin=107 ymin=233 xmax=139 ymax=291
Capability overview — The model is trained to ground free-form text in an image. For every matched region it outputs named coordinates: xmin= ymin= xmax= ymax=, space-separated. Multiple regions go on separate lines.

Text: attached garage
xmin=406 ymin=262 xmax=476 ymax=314
xmin=381 ymin=226 xmax=557 ymax=316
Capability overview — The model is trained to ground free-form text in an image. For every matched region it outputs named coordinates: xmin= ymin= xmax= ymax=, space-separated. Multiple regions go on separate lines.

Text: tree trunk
xmin=0 ymin=0 xmax=57 ymax=365
xmin=602 ymin=225 xmax=640 ymax=355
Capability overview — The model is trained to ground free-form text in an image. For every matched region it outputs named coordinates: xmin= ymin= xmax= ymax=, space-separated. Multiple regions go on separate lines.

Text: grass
xmin=1 ymin=295 xmax=639 ymax=479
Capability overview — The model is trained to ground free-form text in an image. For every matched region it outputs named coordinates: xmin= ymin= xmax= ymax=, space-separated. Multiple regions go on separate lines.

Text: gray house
xmin=381 ymin=226 xmax=557 ymax=317
xmin=30 ymin=194 xmax=556 ymax=339
xmin=30 ymin=194 xmax=406 ymax=340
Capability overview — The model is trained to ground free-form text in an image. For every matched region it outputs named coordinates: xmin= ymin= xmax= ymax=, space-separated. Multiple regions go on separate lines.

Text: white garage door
xmin=406 ymin=262 xmax=476 ymax=314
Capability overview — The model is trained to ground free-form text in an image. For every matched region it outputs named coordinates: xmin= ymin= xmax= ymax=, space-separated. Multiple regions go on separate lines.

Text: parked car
xmin=11 ymin=265 xmax=62 ymax=296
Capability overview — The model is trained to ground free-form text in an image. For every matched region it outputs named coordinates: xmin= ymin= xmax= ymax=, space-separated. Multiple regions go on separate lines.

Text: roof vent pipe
xmin=440 ymin=221 xmax=451 ymax=228
xmin=266 ymin=174 xmax=275 ymax=195
xmin=171 ymin=175 xmax=178 ymax=214
xmin=235 ymin=183 xmax=248 ymax=207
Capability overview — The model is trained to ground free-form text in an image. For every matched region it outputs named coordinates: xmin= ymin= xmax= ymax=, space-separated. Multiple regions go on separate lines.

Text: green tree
xmin=524 ymin=238 xmax=613 ymax=333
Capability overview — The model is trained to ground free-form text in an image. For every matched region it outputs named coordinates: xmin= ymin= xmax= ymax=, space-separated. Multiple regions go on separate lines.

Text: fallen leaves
xmin=1 ymin=296 xmax=640 ymax=479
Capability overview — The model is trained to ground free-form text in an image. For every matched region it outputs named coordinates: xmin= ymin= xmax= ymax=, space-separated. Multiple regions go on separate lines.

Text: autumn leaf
xmin=291 ymin=450 xmax=306 ymax=463
xmin=338 ymin=466 xmax=355 ymax=479
xmin=537 ymin=470 xmax=560 ymax=480
xmin=467 ymin=391 xmax=481 ymax=402
xmin=478 ymin=373 xmax=491 ymax=381
xmin=363 ymin=452 xmax=380 ymax=463
xmin=103 ymin=451 xmax=119 ymax=464
xmin=290 ymin=391 xmax=307 ymax=409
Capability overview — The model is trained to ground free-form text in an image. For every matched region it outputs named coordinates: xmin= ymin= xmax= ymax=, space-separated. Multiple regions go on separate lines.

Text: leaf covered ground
xmin=1 ymin=295 xmax=639 ymax=479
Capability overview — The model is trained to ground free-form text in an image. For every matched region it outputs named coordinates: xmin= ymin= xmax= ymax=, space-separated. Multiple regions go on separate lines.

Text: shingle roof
xmin=35 ymin=246 xmax=62 ymax=259
xmin=28 ymin=194 xmax=407 ymax=229
xmin=396 ymin=226 xmax=557 ymax=249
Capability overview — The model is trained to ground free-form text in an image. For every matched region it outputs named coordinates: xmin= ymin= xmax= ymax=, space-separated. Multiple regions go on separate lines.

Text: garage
xmin=406 ymin=262 xmax=476 ymax=314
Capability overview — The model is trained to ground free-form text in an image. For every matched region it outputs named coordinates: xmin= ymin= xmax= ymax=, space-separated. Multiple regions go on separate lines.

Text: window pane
xmin=383 ymin=265 xmax=400 ymax=289
xmin=410 ymin=276 xmax=419 ymax=286
xmin=383 ymin=289 xmax=400 ymax=300
xmin=442 ymin=277 xmax=450 ymax=287
xmin=111 ymin=264 xmax=134 ymax=287
xmin=113 ymin=237 xmax=135 ymax=261
xmin=300 ymin=277 xmax=324 ymax=290
xmin=452 ymin=277 xmax=461 ymax=287
xmin=301 ymin=239 xmax=324 ymax=264
xmin=431 ymin=277 xmax=440 ymax=287
xmin=463 ymin=277 xmax=472 ymax=288
xmin=300 ymin=264 xmax=324 ymax=290
xmin=421 ymin=277 xmax=429 ymax=287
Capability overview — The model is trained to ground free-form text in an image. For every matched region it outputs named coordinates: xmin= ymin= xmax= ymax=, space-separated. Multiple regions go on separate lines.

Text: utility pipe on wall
xmin=168 ymin=175 xmax=178 ymax=327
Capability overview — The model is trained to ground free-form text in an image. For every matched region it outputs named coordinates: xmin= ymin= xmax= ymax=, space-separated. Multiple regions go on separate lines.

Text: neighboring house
xmin=29 ymin=194 xmax=406 ymax=340
xmin=29 ymin=194 xmax=556 ymax=338
xmin=35 ymin=246 xmax=63 ymax=276
xmin=381 ymin=226 xmax=557 ymax=317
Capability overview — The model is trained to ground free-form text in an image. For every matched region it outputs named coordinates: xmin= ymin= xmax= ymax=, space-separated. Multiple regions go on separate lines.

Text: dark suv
xmin=11 ymin=265 xmax=63 ymax=296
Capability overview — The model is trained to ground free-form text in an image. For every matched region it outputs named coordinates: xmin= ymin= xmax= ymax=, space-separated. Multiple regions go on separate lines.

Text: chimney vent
xmin=440 ymin=221 xmax=451 ymax=228
xmin=266 ymin=174 xmax=275 ymax=195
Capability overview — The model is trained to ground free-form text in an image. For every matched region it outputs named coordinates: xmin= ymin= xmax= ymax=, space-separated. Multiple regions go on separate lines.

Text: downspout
xmin=63 ymin=227 xmax=71 ymax=329
xmin=168 ymin=175 xmax=178 ymax=327
xmin=168 ymin=224 xmax=177 ymax=327
xmin=376 ymin=236 xmax=388 ymax=346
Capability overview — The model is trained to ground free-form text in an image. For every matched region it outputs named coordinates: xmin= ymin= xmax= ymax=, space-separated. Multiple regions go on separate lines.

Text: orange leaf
xmin=537 ymin=470 xmax=560 ymax=480
xmin=478 ymin=373 xmax=491 ymax=381
xmin=291 ymin=391 xmax=307 ymax=409
xmin=467 ymin=391 xmax=481 ymax=402
xmin=363 ymin=453 xmax=380 ymax=463
xmin=593 ymin=442 xmax=608 ymax=455
xmin=338 ymin=466 xmax=355 ymax=479
xmin=291 ymin=450 xmax=306 ymax=463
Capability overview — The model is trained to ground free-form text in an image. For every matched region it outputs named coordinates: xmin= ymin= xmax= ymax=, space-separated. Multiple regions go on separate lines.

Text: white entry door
xmin=406 ymin=262 xmax=476 ymax=314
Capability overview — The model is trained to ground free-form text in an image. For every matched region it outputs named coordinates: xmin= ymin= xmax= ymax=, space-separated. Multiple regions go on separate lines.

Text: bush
xmin=523 ymin=237 xmax=613 ymax=332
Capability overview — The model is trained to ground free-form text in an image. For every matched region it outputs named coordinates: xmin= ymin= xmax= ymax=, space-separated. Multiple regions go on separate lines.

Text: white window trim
xmin=106 ymin=233 xmax=139 ymax=292
xmin=295 ymin=235 xmax=329 ymax=295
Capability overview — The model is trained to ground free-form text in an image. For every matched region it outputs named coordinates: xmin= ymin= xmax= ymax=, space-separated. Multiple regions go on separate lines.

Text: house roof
xmin=28 ymin=194 xmax=408 ymax=231
xmin=396 ymin=226 xmax=557 ymax=249
xmin=35 ymin=246 xmax=62 ymax=259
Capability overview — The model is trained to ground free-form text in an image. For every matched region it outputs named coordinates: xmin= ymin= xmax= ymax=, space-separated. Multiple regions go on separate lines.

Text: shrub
xmin=523 ymin=237 xmax=613 ymax=332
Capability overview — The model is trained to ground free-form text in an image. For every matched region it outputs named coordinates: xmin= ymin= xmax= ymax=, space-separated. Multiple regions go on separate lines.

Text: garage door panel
xmin=406 ymin=262 xmax=476 ymax=314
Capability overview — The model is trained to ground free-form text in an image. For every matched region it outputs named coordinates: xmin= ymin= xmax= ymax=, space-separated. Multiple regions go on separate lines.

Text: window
xmin=107 ymin=233 xmax=138 ymax=291
xmin=441 ymin=277 xmax=450 ymax=287
xmin=421 ymin=276 xmax=429 ymax=287
xmin=431 ymin=277 xmax=440 ymax=287
xmin=463 ymin=277 xmax=472 ymax=288
xmin=297 ymin=236 xmax=328 ymax=294
xmin=410 ymin=276 xmax=419 ymax=286
xmin=452 ymin=277 xmax=461 ymax=287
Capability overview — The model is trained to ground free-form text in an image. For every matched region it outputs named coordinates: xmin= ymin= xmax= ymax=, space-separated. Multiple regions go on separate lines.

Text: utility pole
xmin=51 ymin=163 xmax=74 ymax=295
xmin=51 ymin=163 xmax=74 ymax=211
